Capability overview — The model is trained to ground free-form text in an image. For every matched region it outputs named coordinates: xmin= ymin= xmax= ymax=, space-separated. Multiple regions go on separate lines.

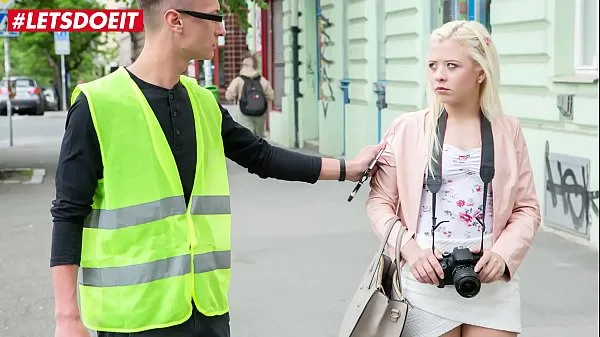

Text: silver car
xmin=0 ymin=76 xmax=46 ymax=116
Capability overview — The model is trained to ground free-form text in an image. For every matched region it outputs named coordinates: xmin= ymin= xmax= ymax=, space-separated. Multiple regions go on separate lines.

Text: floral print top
xmin=416 ymin=144 xmax=494 ymax=239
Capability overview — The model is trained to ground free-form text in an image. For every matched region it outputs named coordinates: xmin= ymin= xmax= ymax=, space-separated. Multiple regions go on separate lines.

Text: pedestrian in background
xmin=367 ymin=20 xmax=541 ymax=337
xmin=50 ymin=1 xmax=384 ymax=337
xmin=225 ymin=54 xmax=274 ymax=137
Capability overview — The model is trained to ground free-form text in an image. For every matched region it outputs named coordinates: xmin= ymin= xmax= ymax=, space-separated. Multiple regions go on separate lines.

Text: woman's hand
xmin=401 ymin=239 xmax=444 ymax=285
xmin=471 ymin=248 xmax=507 ymax=283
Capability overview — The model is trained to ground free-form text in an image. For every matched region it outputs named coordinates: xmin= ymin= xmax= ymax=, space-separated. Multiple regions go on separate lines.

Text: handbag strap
xmin=394 ymin=223 xmax=407 ymax=302
xmin=368 ymin=217 xmax=401 ymax=272
xmin=368 ymin=218 xmax=407 ymax=300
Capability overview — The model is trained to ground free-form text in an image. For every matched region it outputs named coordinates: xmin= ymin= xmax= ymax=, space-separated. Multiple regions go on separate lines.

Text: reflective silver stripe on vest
xmin=81 ymin=254 xmax=191 ymax=287
xmin=84 ymin=195 xmax=186 ymax=230
xmin=84 ymin=195 xmax=230 ymax=230
xmin=190 ymin=195 xmax=231 ymax=215
xmin=194 ymin=250 xmax=231 ymax=273
xmin=81 ymin=250 xmax=231 ymax=287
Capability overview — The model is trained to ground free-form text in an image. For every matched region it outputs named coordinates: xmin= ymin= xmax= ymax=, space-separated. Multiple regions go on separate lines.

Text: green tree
xmin=0 ymin=0 xmax=117 ymax=106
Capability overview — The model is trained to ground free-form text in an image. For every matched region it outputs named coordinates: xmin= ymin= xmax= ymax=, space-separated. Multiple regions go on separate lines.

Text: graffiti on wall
xmin=544 ymin=141 xmax=599 ymax=238
xmin=318 ymin=10 xmax=334 ymax=117
xmin=306 ymin=52 xmax=316 ymax=94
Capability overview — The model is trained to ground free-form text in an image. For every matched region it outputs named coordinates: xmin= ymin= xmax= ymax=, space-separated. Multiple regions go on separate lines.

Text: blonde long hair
xmin=425 ymin=20 xmax=503 ymax=174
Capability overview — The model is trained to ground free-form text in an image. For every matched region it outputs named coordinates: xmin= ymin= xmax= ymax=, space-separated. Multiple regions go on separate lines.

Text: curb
xmin=0 ymin=168 xmax=46 ymax=184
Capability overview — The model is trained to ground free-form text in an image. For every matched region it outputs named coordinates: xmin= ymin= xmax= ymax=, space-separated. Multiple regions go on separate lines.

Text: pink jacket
xmin=366 ymin=109 xmax=541 ymax=280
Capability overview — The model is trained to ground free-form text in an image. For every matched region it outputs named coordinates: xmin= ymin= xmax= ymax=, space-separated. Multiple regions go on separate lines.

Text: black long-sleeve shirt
xmin=50 ymin=69 xmax=321 ymax=267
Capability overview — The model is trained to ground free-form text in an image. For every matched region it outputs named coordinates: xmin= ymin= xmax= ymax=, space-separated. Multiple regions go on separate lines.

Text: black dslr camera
xmin=437 ymin=246 xmax=482 ymax=298
xmin=426 ymin=108 xmax=495 ymax=299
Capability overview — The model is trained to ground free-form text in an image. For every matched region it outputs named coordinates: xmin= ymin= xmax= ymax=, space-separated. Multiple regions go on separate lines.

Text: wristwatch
xmin=338 ymin=159 xmax=346 ymax=181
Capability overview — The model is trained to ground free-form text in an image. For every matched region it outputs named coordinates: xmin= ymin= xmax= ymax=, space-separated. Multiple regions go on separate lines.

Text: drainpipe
xmin=374 ymin=81 xmax=387 ymax=142
xmin=291 ymin=0 xmax=302 ymax=148
xmin=373 ymin=0 xmax=387 ymax=143
xmin=340 ymin=0 xmax=349 ymax=155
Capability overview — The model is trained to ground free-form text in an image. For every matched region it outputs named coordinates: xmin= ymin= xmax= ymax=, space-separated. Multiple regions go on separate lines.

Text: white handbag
xmin=338 ymin=219 xmax=411 ymax=337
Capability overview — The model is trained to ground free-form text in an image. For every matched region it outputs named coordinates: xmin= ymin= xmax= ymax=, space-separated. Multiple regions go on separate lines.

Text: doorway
xmin=270 ymin=0 xmax=285 ymax=112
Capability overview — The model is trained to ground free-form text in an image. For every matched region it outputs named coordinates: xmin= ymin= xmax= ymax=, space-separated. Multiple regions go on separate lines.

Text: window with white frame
xmin=437 ymin=0 xmax=492 ymax=33
xmin=574 ymin=0 xmax=599 ymax=75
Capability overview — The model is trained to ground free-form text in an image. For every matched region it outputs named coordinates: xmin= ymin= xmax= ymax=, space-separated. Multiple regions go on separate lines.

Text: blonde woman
xmin=366 ymin=20 xmax=541 ymax=337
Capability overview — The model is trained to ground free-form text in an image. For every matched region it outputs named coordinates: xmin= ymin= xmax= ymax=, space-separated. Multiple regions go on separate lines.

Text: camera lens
xmin=453 ymin=266 xmax=481 ymax=298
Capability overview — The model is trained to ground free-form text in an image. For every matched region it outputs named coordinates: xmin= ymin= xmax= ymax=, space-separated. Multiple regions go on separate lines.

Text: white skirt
xmin=400 ymin=234 xmax=522 ymax=337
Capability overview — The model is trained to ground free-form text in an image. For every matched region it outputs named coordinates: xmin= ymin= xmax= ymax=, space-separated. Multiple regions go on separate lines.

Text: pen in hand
xmin=347 ymin=146 xmax=386 ymax=202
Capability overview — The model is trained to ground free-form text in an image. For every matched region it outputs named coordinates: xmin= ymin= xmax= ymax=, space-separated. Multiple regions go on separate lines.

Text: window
xmin=439 ymin=0 xmax=492 ymax=33
xmin=574 ymin=0 xmax=599 ymax=76
xmin=0 ymin=79 xmax=35 ymax=88
xmin=14 ymin=79 xmax=35 ymax=87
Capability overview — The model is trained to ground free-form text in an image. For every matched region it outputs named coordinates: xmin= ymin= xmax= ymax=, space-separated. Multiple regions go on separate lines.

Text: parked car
xmin=0 ymin=76 xmax=46 ymax=116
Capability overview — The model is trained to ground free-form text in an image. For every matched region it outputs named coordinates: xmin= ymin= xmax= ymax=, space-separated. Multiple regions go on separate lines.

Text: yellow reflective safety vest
xmin=71 ymin=67 xmax=232 ymax=333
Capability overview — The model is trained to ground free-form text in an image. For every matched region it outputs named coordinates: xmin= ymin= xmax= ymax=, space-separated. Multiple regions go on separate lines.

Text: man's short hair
xmin=136 ymin=0 xmax=163 ymax=11
xmin=136 ymin=0 xmax=167 ymax=29
xmin=137 ymin=0 xmax=196 ymax=30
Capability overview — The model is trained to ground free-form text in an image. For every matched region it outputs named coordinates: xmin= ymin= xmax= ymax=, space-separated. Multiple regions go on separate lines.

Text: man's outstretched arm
xmin=220 ymin=103 xmax=382 ymax=182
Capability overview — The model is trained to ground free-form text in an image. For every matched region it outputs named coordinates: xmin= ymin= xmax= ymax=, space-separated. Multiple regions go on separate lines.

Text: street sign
xmin=54 ymin=31 xmax=71 ymax=55
xmin=0 ymin=0 xmax=15 ymax=11
xmin=0 ymin=11 xmax=19 ymax=37
xmin=54 ymin=32 xmax=69 ymax=111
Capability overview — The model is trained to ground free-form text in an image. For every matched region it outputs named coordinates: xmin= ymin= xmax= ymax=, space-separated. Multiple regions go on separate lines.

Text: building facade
xmin=250 ymin=0 xmax=599 ymax=249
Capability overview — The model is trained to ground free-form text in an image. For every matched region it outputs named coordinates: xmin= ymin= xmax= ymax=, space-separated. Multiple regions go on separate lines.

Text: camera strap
xmin=426 ymin=109 xmax=495 ymax=254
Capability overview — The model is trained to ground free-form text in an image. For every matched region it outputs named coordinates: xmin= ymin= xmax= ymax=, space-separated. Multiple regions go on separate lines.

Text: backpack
xmin=239 ymin=75 xmax=267 ymax=116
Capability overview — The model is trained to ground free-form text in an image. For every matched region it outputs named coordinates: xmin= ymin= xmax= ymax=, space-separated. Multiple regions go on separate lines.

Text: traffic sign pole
xmin=61 ymin=54 xmax=66 ymax=111
xmin=4 ymin=36 xmax=12 ymax=147
xmin=1 ymin=1 xmax=17 ymax=147
xmin=54 ymin=32 xmax=70 ymax=111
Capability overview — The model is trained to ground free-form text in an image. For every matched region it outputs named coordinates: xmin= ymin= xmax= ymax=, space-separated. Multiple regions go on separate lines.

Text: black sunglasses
xmin=176 ymin=9 xmax=223 ymax=22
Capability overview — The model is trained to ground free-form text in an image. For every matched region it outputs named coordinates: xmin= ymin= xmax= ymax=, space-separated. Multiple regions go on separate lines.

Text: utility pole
xmin=54 ymin=32 xmax=70 ymax=111
xmin=1 ymin=2 xmax=18 ymax=147
xmin=4 ymin=36 xmax=13 ymax=147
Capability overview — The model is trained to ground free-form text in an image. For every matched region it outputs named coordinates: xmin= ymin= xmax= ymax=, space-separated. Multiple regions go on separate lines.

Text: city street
xmin=0 ymin=111 xmax=598 ymax=337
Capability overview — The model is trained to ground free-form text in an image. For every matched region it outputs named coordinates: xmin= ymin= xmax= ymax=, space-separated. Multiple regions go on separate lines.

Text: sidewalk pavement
xmin=0 ymin=112 xmax=598 ymax=337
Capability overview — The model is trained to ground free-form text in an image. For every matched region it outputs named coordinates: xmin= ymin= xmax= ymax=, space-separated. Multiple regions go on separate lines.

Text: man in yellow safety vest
xmin=50 ymin=1 xmax=384 ymax=336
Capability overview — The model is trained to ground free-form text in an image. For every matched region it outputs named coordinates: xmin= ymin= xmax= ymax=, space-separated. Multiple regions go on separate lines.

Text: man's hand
xmin=345 ymin=142 xmax=387 ymax=182
xmin=55 ymin=316 xmax=90 ymax=337
xmin=52 ymin=265 xmax=87 ymax=337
